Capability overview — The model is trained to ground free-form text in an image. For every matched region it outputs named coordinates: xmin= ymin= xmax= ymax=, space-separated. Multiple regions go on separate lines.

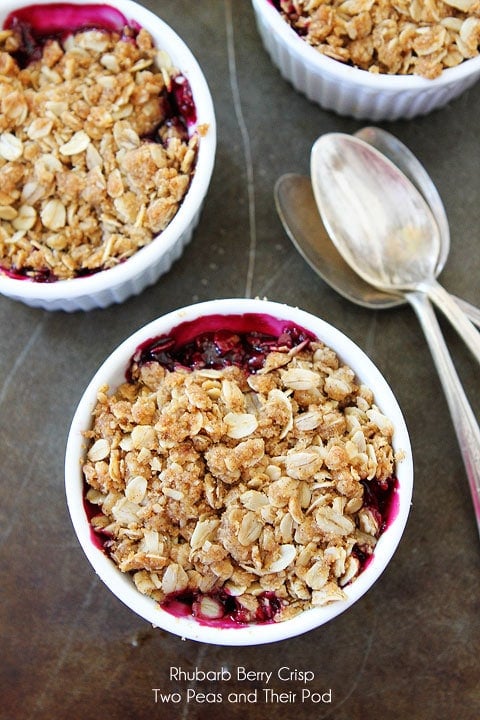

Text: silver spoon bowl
xmin=311 ymin=132 xmax=480 ymax=364
xmin=276 ymin=173 xmax=401 ymax=309
xmin=274 ymin=172 xmax=480 ymax=324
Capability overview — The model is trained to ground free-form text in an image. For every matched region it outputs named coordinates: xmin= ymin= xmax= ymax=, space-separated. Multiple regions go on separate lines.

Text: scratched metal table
xmin=1 ymin=2 xmax=479 ymax=719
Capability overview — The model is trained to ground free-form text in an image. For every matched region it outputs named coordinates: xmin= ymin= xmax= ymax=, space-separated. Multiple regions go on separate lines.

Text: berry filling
xmin=162 ymin=589 xmax=284 ymax=627
xmin=129 ymin=313 xmax=315 ymax=376
xmin=5 ymin=3 xmax=133 ymax=67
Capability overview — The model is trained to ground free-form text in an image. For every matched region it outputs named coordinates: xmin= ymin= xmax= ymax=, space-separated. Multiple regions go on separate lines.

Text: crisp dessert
xmin=82 ymin=313 xmax=400 ymax=626
xmin=0 ymin=4 xmax=201 ymax=281
xmin=274 ymin=0 xmax=480 ymax=78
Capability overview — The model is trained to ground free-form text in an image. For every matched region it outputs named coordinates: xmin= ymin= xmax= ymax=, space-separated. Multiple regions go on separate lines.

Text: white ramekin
xmin=252 ymin=0 xmax=480 ymax=121
xmin=65 ymin=298 xmax=413 ymax=645
xmin=0 ymin=0 xmax=216 ymax=311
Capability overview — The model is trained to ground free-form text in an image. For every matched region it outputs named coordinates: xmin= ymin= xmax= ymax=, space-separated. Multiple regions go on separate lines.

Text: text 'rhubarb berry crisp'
xmin=82 ymin=313 xmax=402 ymax=626
xmin=0 ymin=4 xmax=203 ymax=282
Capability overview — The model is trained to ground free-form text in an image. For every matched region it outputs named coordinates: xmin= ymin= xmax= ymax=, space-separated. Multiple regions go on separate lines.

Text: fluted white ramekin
xmin=65 ymin=298 xmax=413 ymax=645
xmin=252 ymin=0 xmax=480 ymax=121
xmin=0 ymin=0 xmax=216 ymax=311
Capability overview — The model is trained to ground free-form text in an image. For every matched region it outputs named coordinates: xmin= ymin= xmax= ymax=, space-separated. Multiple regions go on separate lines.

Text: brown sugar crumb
xmin=276 ymin=0 xmax=480 ymax=78
xmin=83 ymin=339 xmax=400 ymax=624
xmin=0 ymin=27 xmax=199 ymax=281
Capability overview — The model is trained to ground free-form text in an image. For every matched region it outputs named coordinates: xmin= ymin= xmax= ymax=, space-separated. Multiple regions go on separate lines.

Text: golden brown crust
xmin=0 ymin=27 xmax=198 ymax=279
xmin=277 ymin=0 xmax=480 ymax=78
xmin=83 ymin=340 xmax=399 ymax=623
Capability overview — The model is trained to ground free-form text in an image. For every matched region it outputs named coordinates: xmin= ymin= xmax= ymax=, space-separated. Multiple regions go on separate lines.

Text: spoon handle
xmin=422 ymin=280 xmax=480 ymax=363
xmin=407 ymin=291 xmax=480 ymax=539
xmin=451 ymin=294 xmax=480 ymax=329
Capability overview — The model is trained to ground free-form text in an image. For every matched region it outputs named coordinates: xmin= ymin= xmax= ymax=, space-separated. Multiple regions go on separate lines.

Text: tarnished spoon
xmin=310 ymin=133 xmax=480 ymax=363
xmin=274 ymin=173 xmax=480 ymax=325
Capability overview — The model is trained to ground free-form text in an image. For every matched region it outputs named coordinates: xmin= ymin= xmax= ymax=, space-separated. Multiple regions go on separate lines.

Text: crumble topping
xmin=275 ymin=0 xmax=480 ymax=78
xmin=0 ymin=25 xmax=200 ymax=281
xmin=83 ymin=337 xmax=399 ymax=624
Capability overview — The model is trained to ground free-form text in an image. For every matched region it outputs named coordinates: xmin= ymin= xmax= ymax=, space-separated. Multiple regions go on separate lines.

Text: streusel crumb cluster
xmin=0 ymin=25 xmax=199 ymax=280
xmin=276 ymin=0 xmax=480 ymax=78
xmin=83 ymin=339 xmax=398 ymax=624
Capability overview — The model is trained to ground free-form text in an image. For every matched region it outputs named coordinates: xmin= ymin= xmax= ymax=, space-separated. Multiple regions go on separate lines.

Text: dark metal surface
xmin=1 ymin=2 xmax=479 ymax=719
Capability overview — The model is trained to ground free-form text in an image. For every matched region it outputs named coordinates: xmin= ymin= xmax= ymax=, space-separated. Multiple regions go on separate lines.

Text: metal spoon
xmin=310 ymin=133 xmax=480 ymax=364
xmin=274 ymin=173 xmax=480 ymax=325
xmin=307 ymin=133 xmax=480 ymax=536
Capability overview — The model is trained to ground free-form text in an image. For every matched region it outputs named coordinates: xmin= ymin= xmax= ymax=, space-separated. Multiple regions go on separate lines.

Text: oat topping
xmin=0 ymin=25 xmax=200 ymax=281
xmin=83 ymin=331 xmax=399 ymax=624
xmin=275 ymin=0 xmax=480 ymax=78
